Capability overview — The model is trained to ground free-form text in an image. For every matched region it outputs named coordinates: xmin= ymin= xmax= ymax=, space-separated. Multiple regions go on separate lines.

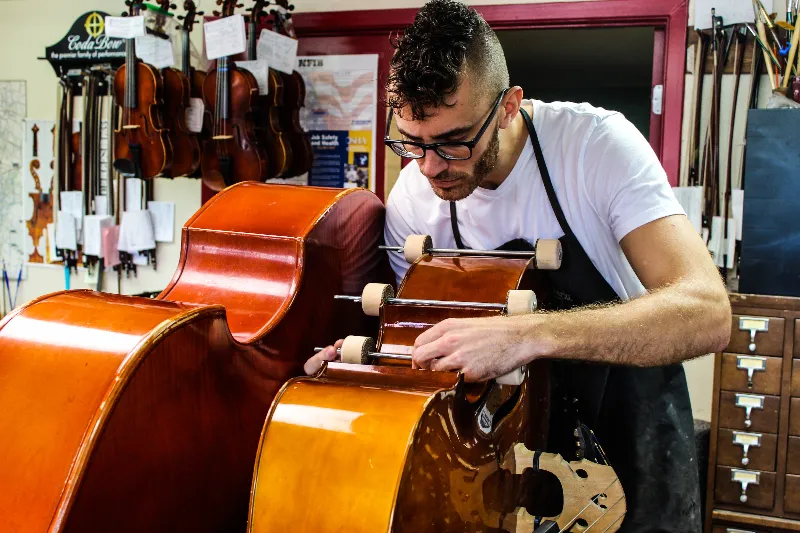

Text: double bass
xmin=200 ymin=0 xmax=269 ymax=191
xmin=0 ymin=182 xmax=386 ymax=532
xmin=249 ymin=236 xmax=626 ymax=532
xmin=157 ymin=0 xmax=201 ymax=177
xmin=113 ymin=0 xmax=173 ymax=179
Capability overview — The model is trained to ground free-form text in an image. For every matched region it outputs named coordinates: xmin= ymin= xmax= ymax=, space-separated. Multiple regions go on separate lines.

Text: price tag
xmin=135 ymin=34 xmax=175 ymax=69
xmin=105 ymin=16 xmax=146 ymax=39
xmin=204 ymin=14 xmax=246 ymax=60
xmin=185 ymin=98 xmax=205 ymax=133
xmin=257 ymin=29 xmax=298 ymax=74
xmin=236 ymin=60 xmax=269 ymax=96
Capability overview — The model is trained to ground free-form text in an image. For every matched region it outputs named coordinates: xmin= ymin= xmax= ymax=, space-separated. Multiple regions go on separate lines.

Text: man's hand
xmin=412 ymin=315 xmax=545 ymax=382
xmin=304 ymin=338 xmax=344 ymax=375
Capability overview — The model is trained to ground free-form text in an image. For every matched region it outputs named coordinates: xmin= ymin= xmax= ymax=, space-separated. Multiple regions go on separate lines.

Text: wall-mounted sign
xmin=45 ymin=11 xmax=127 ymax=76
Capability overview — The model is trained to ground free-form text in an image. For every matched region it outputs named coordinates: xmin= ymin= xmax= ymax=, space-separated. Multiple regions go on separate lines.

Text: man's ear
xmin=499 ymin=86 xmax=524 ymax=130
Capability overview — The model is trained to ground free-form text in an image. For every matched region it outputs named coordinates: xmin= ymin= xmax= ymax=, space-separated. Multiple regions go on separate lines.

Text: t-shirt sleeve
xmin=384 ymin=187 xmax=415 ymax=287
xmin=581 ymin=113 xmax=685 ymax=242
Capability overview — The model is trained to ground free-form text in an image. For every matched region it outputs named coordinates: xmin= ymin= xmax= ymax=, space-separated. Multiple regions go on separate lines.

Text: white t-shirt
xmin=384 ymin=99 xmax=685 ymax=301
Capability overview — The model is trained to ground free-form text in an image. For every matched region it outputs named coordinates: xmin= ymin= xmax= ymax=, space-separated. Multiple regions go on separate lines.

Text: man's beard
xmin=428 ymin=125 xmax=500 ymax=202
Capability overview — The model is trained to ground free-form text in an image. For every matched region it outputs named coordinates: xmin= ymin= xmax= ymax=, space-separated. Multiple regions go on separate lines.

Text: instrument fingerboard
xmin=125 ymin=37 xmax=137 ymax=110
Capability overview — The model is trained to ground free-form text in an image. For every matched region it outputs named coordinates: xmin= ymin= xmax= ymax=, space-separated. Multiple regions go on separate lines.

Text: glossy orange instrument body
xmin=0 ymin=182 xmax=386 ymax=533
xmin=113 ymin=4 xmax=173 ymax=179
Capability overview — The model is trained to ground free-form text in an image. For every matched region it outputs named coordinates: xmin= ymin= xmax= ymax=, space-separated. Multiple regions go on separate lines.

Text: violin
xmin=249 ymin=0 xmax=293 ymax=180
xmin=178 ymin=1 xmax=211 ymax=154
xmin=200 ymin=0 xmax=269 ymax=191
xmin=271 ymin=0 xmax=313 ymax=177
xmin=248 ymin=237 xmax=627 ymax=532
xmin=113 ymin=0 xmax=173 ymax=179
xmin=157 ymin=0 xmax=201 ymax=177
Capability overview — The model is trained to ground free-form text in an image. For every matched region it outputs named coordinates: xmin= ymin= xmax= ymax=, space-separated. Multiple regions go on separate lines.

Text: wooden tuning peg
xmin=288 ymin=3 xmax=295 ymax=10
xmin=170 ymin=3 xmax=177 ymax=8
xmin=198 ymin=10 xmax=205 ymax=15
xmin=212 ymin=10 xmax=221 ymax=16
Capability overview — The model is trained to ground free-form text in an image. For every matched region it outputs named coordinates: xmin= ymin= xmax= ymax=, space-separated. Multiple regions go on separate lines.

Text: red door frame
xmin=292 ymin=0 xmax=688 ymax=188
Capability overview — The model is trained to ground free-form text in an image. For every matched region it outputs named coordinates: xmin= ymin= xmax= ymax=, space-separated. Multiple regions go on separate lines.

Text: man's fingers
xmin=412 ymin=335 xmax=453 ymax=368
xmin=303 ymin=344 xmax=339 ymax=375
xmin=429 ymin=353 xmax=463 ymax=373
xmin=413 ymin=320 xmax=449 ymax=349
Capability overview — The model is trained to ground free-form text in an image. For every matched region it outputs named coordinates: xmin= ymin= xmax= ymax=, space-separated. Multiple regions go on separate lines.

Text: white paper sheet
xmin=102 ymin=225 xmax=121 ymax=268
xmin=60 ymin=190 xmax=83 ymax=234
xmin=135 ymin=34 xmax=175 ymax=69
xmin=95 ymin=195 xmax=108 ymax=216
xmin=709 ymin=216 xmax=724 ymax=267
xmin=726 ymin=218 xmax=737 ymax=269
xmin=125 ymin=177 xmax=143 ymax=212
xmin=133 ymin=251 xmax=150 ymax=266
xmin=147 ymin=201 xmax=175 ymax=243
xmin=672 ymin=186 xmax=704 ymax=235
xmin=257 ymin=29 xmax=298 ymax=75
xmin=83 ymin=215 xmax=114 ymax=257
xmin=731 ymin=189 xmax=744 ymax=241
xmin=118 ymin=210 xmax=155 ymax=252
xmin=104 ymin=15 xmax=146 ymax=39
xmin=186 ymin=98 xmax=205 ymax=133
xmin=47 ymin=222 xmax=57 ymax=262
xmin=204 ymin=14 xmax=247 ymax=61
xmin=236 ymin=60 xmax=269 ymax=96
xmin=55 ymin=211 xmax=78 ymax=251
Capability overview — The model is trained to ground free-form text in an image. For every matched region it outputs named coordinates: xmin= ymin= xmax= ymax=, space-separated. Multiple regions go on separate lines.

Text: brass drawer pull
xmin=739 ymin=316 xmax=770 ymax=353
xmin=733 ymin=431 xmax=762 ymax=466
xmin=735 ymin=394 xmax=764 ymax=428
xmin=736 ymin=355 xmax=767 ymax=389
xmin=731 ymin=469 xmax=760 ymax=503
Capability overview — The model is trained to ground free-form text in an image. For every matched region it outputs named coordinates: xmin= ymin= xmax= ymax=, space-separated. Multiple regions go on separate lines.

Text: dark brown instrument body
xmin=70 ymin=125 xmax=82 ymax=191
xmin=262 ymin=68 xmax=293 ymax=179
xmin=280 ymin=70 xmax=313 ymax=177
xmin=200 ymin=63 xmax=269 ymax=190
xmin=113 ymin=60 xmax=173 ymax=179
xmin=0 ymin=182 xmax=386 ymax=533
xmin=161 ymin=67 xmax=200 ymax=177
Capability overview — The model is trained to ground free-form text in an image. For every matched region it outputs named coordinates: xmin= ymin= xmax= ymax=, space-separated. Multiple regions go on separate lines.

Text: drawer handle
xmin=736 ymin=355 xmax=767 ymax=389
xmin=735 ymin=394 xmax=764 ymax=428
xmin=731 ymin=469 xmax=760 ymax=503
xmin=739 ymin=316 xmax=770 ymax=352
xmin=726 ymin=529 xmax=758 ymax=533
xmin=733 ymin=431 xmax=762 ymax=466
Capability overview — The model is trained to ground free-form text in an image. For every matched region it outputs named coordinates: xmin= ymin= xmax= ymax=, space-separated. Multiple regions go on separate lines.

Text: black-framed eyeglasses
xmin=384 ymin=88 xmax=510 ymax=161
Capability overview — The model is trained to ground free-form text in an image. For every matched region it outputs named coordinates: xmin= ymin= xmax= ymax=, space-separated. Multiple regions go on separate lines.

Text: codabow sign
xmin=46 ymin=11 xmax=126 ymax=75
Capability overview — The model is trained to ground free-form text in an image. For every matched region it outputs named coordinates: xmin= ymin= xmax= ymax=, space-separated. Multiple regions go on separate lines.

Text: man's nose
xmin=417 ymin=150 xmax=449 ymax=178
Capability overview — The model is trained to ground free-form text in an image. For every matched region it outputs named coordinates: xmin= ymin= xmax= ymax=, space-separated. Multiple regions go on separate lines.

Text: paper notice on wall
xmin=186 ymin=98 xmax=204 ymax=133
xmin=297 ymin=54 xmax=378 ymax=192
xmin=204 ymin=14 xmax=246 ymax=60
xmin=235 ymin=60 xmax=269 ymax=95
xmin=105 ymin=15 xmax=146 ymax=39
xmin=147 ymin=201 xmax=175 ymax=243
xmin=257 ymin=29 xmax=298 ymax=74
xmin=135 ymin=34 xmax=175 ymax=69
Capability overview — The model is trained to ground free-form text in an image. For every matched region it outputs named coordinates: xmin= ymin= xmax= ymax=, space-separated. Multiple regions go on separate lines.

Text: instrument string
xmin=557 ymin=477 xmax=621 ymax=533
xmin=578 ymin=484 xmax=626 ymax=533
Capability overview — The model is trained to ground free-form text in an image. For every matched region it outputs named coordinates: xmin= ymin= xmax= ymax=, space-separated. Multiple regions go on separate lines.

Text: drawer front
xmin=729 ymin=315 xmax=784 ymax=356
xmin=788 ymin=436 xmax=800 ymax=474
xmin=715 ymin=466 xmax=775 ymax=509
xmin=792 ymin=398 xmax=800 ymax=435
xmin=796 ymin=320 xmax=800 ymax=358
xmin=712 ymin=526 xmax=770 ymax=533
xmin=792 ymin=359 xmax=800 ymax=397
xmin=719 ymin=392 xmax=780 ymax=433
xmin=720 ymin=353 xmax=782 ymax=395
xmin=717 ymin=428 xmax=777 ymax=471
xmin=786 ymin=474 xmax=800 ymax=513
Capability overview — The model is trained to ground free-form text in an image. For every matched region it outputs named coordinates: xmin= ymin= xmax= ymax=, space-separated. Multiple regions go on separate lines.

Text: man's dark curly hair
xmin=387 ymin=0 xmax=509 ymax=120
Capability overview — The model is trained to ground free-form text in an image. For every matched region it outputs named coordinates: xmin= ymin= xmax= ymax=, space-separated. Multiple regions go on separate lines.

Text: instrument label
xmin=735 ymin=394 xmax=765 ymax=409
xmin=104 ymin=15 xmax=146 ymax=39
xmin=185 ymin=98 xmax=204 ymax=133
xmin=739 ymin=317 xmax=769 ymax=332
xmin=204 ymin=14 xmax=246 ymax=60
xmin=733 ymin=432 xmax=761 ymax=447
xmin=731 ymin=469 xmax=760 ymax=485
xmin=737 ymin=356 xmax=767 ymax=371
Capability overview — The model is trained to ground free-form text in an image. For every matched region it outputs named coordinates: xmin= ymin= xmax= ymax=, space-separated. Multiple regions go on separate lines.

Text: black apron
xmin=448 ymin=107 xmax=701 ymax=533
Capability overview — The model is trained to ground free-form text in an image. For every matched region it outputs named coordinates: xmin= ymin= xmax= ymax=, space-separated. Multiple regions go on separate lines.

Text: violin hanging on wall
xmin=178 ymin=0 xmax=212 ymax=172
xmin=113 ymin=0 xmax=173 ymax=179
xmin=156 ymin=0 xmax=201 ymax=178
xmin=200 ymin=0 xmax=269 ymax=191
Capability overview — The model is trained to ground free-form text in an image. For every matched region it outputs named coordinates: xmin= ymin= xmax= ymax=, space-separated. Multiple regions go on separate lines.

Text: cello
xmin=157 ymin=0 xmax=201 ymax=177
xmin=113 ymin=0 xmax=173 ymax=179
xmin=248 ymin=236 xmax=626 ymax=532
xmin=0 ymin=182 xmax=386 ymax=533
xmin=200 ymin=0 xmax=269 ymax=191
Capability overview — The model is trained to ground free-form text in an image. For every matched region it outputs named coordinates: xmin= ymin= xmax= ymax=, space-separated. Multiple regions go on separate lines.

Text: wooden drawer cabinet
xmin=706 ymin=295 xmax=800 ymax=533
xmin=717 ymin=429 xmax=777 ymax=471
xmin=719 ymin=392 xmax=780 ymax=433
xmin=720 ymin=353 xmax=782 ymax=395
xmin=729 ymin=315 xmax=785 ymax=357
xmin=715 ymin=466 xmax=776 ymax=509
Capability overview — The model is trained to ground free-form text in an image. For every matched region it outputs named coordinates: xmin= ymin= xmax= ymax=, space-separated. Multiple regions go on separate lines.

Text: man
xmin=306 ymin=1 xmax=731 ymax=530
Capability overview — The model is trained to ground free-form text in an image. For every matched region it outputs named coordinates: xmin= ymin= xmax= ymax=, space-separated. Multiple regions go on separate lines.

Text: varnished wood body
xmin=280 ymin=71 xmax=313 ymax=177
xmin=200 ymin=65 xmax=268 ymax=191
xmin=249 ymin=255 xmax=562 ymax=532
xmin=113 ymin=61 xmax=173 ymax=179
xmin=262 ymin=69 xmax=292 ymax=180
xmin=706 ymin=294 xmax=800 ymax=533
xmin=0 ymin=183 xmax=387 ymax=532
xmin=161 ymin=67 xmax=200 ymax=177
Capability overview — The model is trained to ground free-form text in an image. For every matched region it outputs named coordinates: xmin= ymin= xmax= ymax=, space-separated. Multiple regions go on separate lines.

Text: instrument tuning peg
xmin=288 ymin=3 xmax=295 ymax=10
xmin=212 ymin=9 xmax=221 ymax=16
xmin=285 ymin=12 xmax=292 ymax=18
xmin=170 ymin=3 xmax=177 ymax=8
xmin=177 ymin=14 xmax=184 ymax=19
xmin=198 ymin=10 xmax=205 ymax=15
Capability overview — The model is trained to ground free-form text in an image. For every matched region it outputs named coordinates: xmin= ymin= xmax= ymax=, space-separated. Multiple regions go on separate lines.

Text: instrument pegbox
xmin=177 ymin=0 xmax=204 ymax=27
xmin=337 ymin=282 xmax=537 ymax=318
xmin=383 ymin=233 xmax=563 ymax=270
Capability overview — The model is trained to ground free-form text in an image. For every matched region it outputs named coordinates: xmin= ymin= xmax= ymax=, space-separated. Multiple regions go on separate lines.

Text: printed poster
xmin=297 ymin=54 xmax=378 ymax=191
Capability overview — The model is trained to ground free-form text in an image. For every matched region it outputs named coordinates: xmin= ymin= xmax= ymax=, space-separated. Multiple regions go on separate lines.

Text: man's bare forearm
xmin=521 ymin=279 xmax=732 ymax=367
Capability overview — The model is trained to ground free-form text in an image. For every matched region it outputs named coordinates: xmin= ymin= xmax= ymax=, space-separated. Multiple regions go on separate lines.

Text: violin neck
xmin=125 ymin=37 xmax=137 ymax=110
xmin=182 ymin=29 xmax=191 ymax=77
xmin=247 ymin=20 xmax=257 ymax=61
xmin=217 ymin=57 xmax=230 ymax=123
